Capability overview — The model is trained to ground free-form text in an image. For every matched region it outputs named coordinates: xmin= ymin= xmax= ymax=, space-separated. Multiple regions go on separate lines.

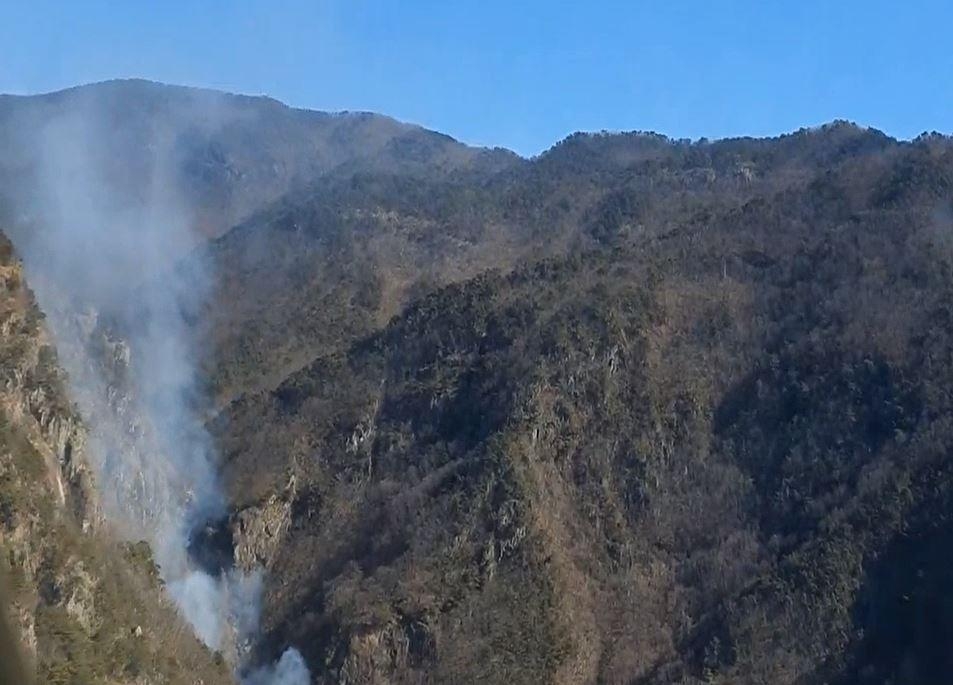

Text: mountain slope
xmin=213 ymin=129 xmax=953 ymax=683
xmin=0 ymin=231 xmax=231 ymax=685
xmin=198 ymin=121 xmax=896 ymax=403
xmin=0 ymin=79 xmax=517 ymax=242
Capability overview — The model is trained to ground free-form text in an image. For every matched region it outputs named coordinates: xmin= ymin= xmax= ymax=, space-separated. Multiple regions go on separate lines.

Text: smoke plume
xmin=5 ymin=86 xmax=308 ymax=682
xmin=245 ymin=648 xmax=311 ymax=685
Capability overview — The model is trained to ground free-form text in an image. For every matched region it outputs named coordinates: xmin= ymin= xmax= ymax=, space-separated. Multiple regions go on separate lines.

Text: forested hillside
xmin=3 ymin=80 xmax=953 ymax=684
xmin=213 ymin=124 xmax=953 ymax=683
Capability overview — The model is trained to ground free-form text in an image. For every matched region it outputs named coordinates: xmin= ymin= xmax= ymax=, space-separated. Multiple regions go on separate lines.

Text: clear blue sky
xmin=1 ymin=1 xmax=951 ymax=156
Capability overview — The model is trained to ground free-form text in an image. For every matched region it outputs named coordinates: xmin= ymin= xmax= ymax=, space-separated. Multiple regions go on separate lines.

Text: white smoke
xmin=169 ymin=571 xmax=229 ymax=648
xmin=5 ymin=86 xmax=309 ymax=684
xmin=244 ymin=648 xmax=311 ymax=685
xmin=169 ymin=568 xmax=264 ymax=651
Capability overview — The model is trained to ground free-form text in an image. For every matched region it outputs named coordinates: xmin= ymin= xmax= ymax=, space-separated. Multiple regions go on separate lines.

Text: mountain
xmin=4 ymin=80 xmax=953 ymax=684
xmin=0 ymin=79 xmax=517 ymax=241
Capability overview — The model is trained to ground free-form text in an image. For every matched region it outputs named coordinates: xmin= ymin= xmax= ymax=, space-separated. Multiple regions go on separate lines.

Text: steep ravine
xmin=0 ymin=231 xmax=231 ymax=684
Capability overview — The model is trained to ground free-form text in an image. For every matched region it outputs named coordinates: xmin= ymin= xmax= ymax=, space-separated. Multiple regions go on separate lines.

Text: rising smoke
xmin=245 ymin=647 xmax=312 ymax=685
xmin=5 ymin=86 xmax=308 ymax=684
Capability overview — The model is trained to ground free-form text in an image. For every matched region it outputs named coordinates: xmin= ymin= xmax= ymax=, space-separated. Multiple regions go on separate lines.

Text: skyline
xmin=2 ymin=1 xmax=952 ymax=156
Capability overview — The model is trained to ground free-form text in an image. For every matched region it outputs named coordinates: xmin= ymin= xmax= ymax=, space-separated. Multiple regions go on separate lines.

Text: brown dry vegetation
xmin=209 ymin=124 xmax=953 ymax=684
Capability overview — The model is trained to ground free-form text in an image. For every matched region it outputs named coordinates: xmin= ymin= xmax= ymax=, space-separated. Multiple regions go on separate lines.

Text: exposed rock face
xmin=0 ymin=232 xmax=230 ymax=685
xmin=26 ymin=294 xmax=176 ymax=539
xmin=0 ymin=257 xmax=98 ymax=529
xmin=339 ymin=621 xmax=431 ymax=685
xmin=232 ymin=478 xmax=295 ymax=572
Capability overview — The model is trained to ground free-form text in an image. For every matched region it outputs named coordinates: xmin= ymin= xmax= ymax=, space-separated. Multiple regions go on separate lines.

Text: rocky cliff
xmin=0 ymin=231 xmax=231 ymax=685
